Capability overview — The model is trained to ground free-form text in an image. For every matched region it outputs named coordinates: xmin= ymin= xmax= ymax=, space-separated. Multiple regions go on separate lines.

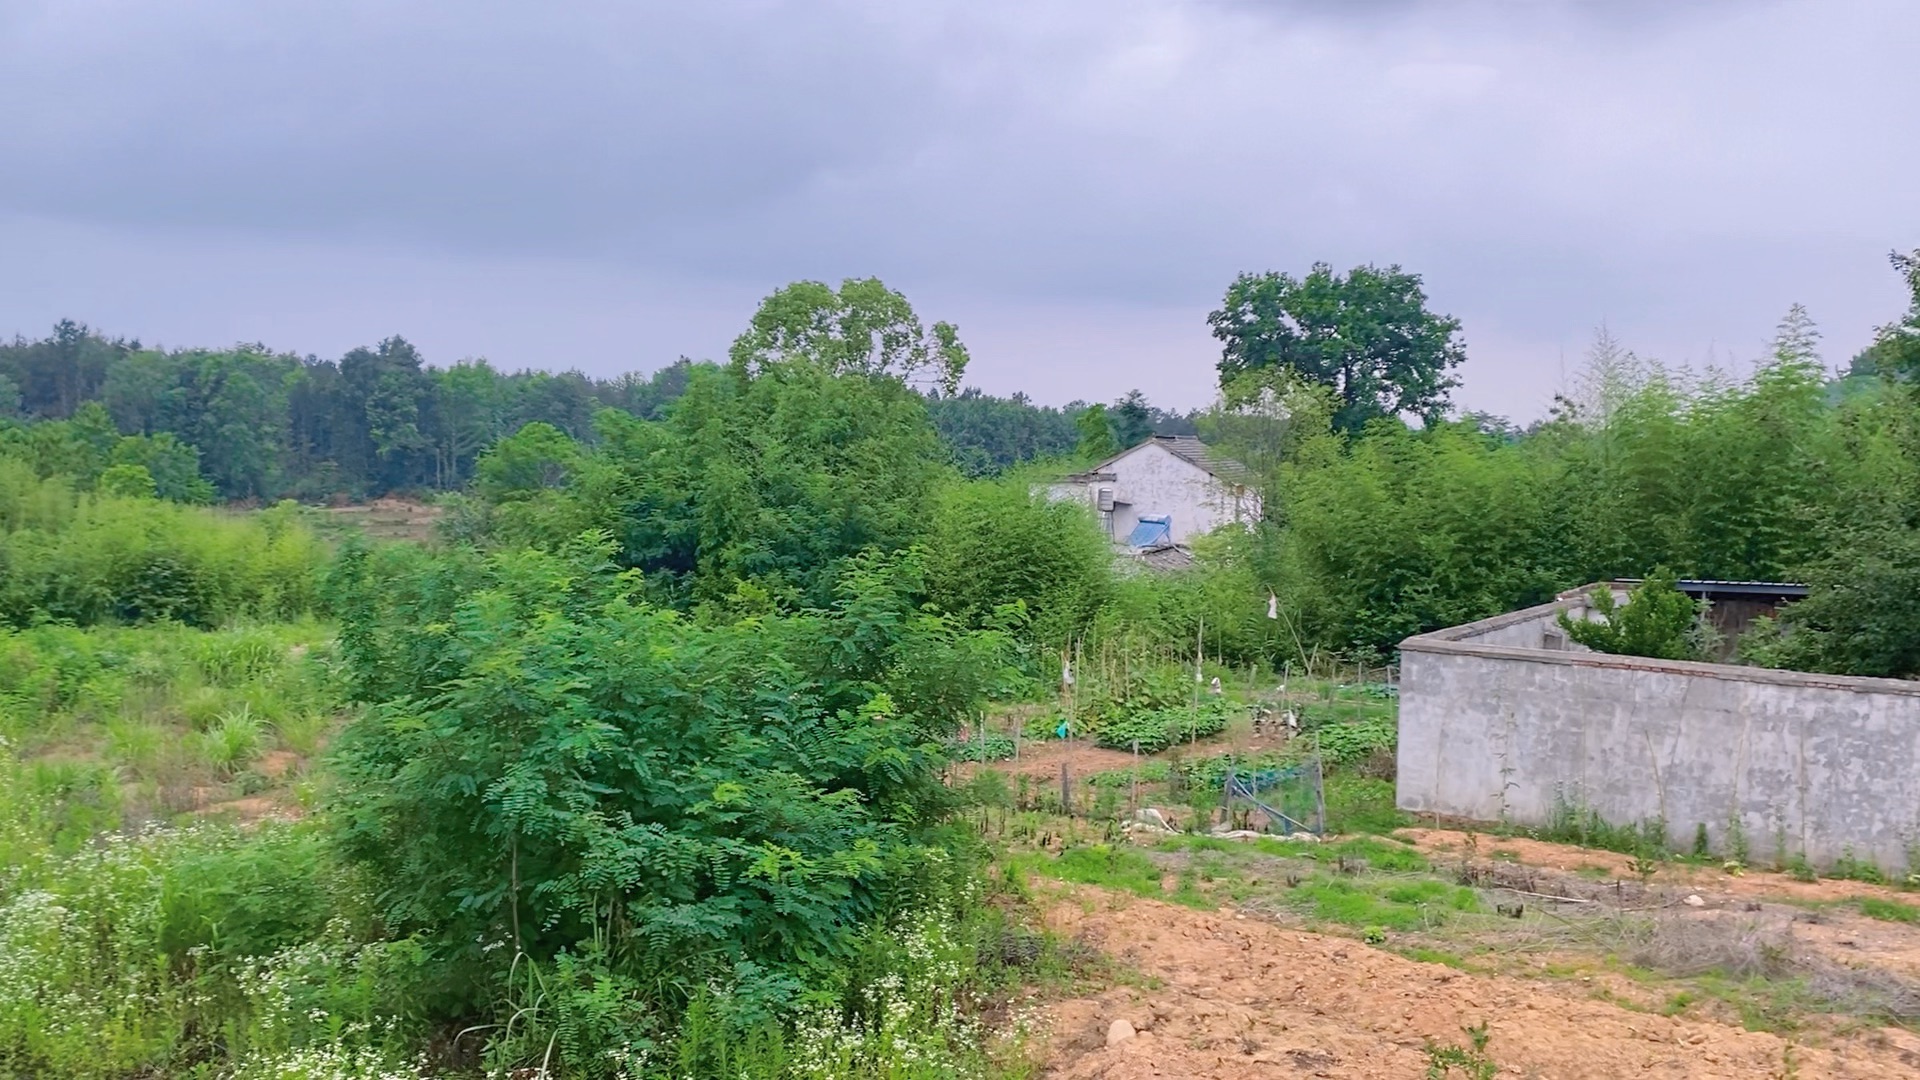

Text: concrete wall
xmin=1398 ymin=595 xmax=1920 ymax=871
xmin=1043 ymin=442 xmax=1259 ymax=546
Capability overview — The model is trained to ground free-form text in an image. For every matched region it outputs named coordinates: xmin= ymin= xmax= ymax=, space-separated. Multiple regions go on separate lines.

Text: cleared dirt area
xmin=312 ymin=497 xmax=443 ymax=542
xmin=1406 ymin=828 xmax=1920 ymax=907
xmin=1020 ymin=823 xmax=1920 ymax=1079
xmin=1036 ymin=885 xmax=1920 ymax=1078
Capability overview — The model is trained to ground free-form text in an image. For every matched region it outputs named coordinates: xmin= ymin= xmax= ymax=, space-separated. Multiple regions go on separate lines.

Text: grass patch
xmin=1285 ymin=876 xmax=1479 ymax=932
xmin=1015 ymin=844 xmax=1213 ymax=908
xmin=1398 ymin=946 xmax=1469 ymax=969
xmin=1324 ymin=774 xmax=1404 ymax=834
xmin=1859 ymin=896 xmax=1920 ymax=924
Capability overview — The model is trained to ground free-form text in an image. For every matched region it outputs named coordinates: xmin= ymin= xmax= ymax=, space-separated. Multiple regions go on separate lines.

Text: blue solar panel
xmin=1127 ymin=516 xmax=1171 ymax=547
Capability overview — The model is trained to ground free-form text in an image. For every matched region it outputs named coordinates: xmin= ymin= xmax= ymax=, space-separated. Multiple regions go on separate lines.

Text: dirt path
xmin=1403 ymin=828 xmax=1920 ymax=906
xmin=1036 ymin=886 xmax=1920 ymax=1079
xmin=955 ymin=739 xmax=1140 ymax=782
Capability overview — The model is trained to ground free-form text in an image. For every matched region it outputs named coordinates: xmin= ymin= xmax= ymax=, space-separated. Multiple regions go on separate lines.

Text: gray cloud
xmin=2 ymin=0 xmax=1915 ymax=416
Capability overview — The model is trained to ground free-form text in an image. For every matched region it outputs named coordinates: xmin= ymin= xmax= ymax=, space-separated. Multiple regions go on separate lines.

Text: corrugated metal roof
xmin=1558 ymin=579 xmax=1810 ymax=602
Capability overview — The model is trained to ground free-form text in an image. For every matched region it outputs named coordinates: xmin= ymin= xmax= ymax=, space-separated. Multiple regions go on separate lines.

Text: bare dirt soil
xmin=1404 ymin=828 xmax=1920 ymax=906
xmin=956 ymin=739 xmax=1141 ymax=782
xmin=1035 ymin=884 xmax=1920 ymax=1079
xmin=314 ymin=497 xmax=443 ymax=542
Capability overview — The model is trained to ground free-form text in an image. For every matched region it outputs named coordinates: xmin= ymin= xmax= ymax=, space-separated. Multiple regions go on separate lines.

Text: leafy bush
xmin=0 ymin=478 xmax=327 ymax=628
xmin=1094 ymin=697 xmax=1232 ymax=753
xmin=920 ymin=477 xmax=1112 ymax=649
xmin=1312 ymin=717 xmax=1398 ymax=766
xmin=947 ymin=731 xmax=1017 ymax=762
xmin=327 ymin=537 xmax=1013 ymax=1071
xmin=1557 ymin=569 xmax=1704 ymax=662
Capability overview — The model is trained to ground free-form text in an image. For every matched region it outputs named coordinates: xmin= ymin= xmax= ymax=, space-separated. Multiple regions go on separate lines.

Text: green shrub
xmin=1557 ymin=569 xmax=1704 ymax=662
xmin=1310 ymin=717 xmax=1397 ymax=766
xmin=1094 ymin=697 xmax=1232 ymax=753
xmin=1323 ymin=775 xmax=1405 ymax=834
xmin=327 ymin=539 xmax=1013 ymax=1056
xmin=0 ymin=483 xmax=327 ymax=629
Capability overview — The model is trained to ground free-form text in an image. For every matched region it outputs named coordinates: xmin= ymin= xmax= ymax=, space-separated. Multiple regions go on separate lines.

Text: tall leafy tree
xmin=729 ymin=278 xmax=970 ymax=393
xmin=1110 ymin=389 xmax=1155 ymax=449
xmin=1208 ymin=263 xmax=1466 ymax=433
xmin=1074 ymin=403 xmax=1117 ymax=459
xmin=340 ymin=336 xmax=435 ymax=492
xmin=1858 ymin=247 xmax=1920 ymax=378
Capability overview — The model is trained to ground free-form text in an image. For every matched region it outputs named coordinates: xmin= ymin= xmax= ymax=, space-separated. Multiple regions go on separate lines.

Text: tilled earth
xmin=1035 ymin=850 xmax=1920 ymax=1079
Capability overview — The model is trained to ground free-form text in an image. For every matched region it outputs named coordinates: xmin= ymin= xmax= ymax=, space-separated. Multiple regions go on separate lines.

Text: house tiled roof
xmin=1149 ymin=435 xmax=1254 ymax=484
xmin=1136 ymin=543 xmax=1196 ymax=572
xmin=1078 ymin=435 xmax=1254 ymax=485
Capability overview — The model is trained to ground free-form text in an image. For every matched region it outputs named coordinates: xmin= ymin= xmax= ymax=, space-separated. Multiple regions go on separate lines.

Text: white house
xmin=1043 ymin=436 xmax=1261 ymax=560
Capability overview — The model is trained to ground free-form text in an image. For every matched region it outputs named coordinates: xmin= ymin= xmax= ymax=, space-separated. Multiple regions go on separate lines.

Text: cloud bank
xmin=3 ymin=0 xmax=1914 ymax=415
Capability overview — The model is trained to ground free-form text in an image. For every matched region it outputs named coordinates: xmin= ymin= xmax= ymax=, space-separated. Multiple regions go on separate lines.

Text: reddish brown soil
xmin=1405 ymin=828 xmax=1920 ymax=906
xmin=956 ymin=739 xmax=1141 ymax=782
xmin=1036 ymin=886 xmax=1920 ymax=1079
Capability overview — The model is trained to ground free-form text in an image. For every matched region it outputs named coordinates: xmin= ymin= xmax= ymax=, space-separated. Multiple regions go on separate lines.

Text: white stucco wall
xmin=1044 ymin=443 xmax=1258 ymax=546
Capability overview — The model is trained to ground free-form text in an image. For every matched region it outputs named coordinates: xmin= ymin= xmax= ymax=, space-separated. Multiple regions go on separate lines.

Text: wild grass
xmin=0 ymin=620 xmax=336 ymax=822
xmin=1857 ymin=897 xmax=1920 ymax=924
xmin=1282 ymin=876 xmax=1481 ymax=933
xmin=1011 ymin=844 xmax=1212 ymax=909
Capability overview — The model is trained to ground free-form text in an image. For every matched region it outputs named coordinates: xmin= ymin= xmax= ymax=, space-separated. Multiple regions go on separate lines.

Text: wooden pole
xmin=1191 ymin=618 xmax=1204 ymax=747
xmin=1061 ymin=761 xmax=1073 ymax=816
xmin=1130 ymin=738 xmax=1140 ymax=815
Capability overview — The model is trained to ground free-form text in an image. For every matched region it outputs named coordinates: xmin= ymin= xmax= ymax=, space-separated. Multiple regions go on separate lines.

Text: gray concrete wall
xmin=1398 ymin=595 xmax=1920 ymax=872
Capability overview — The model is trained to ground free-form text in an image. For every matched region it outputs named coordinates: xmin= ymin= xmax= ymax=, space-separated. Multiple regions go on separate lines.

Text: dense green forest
xmin=2 ymin=252 xmax=1919 ymax=1078
xmin=0 ymin=289 xmax=1198 ymax=500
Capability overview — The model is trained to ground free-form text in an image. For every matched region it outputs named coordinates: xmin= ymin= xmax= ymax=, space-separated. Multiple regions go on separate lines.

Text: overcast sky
xmin=3 ymin=0 xmax=1915 ymax=418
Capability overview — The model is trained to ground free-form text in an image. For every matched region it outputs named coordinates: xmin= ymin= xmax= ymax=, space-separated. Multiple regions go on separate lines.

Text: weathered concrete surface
xmin=1398 ymin=594 xmax=1920 ymax=872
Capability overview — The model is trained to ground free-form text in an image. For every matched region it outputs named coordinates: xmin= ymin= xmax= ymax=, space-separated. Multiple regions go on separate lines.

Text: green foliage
xmin=1285 ymin=875 xmax=1479 ymax=932
xmin=730 ymin=277 xmax=970 ymax=394
xmin=1858 ymin=897 xmax=1920 ymax=924
xmin=1855 ymin=249 xmax=1920 ymax=379
xmin=1742 ymin=524 xmax=1920 ymax=678
xmin=1277 ymin=416 xmax=1574 ymax=656
xmin=0 ymin=812 xmax=409 ymax=1080
xmin=1093 ymin=697 xmax=1232 ymax=754
xmin=921 ymin=477 xmax=1112 ymax=647
xmin=0 ymin=473 xmax=327 ymax=627
xmin=924 ymin=387 xmax=1082 ymax=476
xmin=1210 ymin=262 xmax=1466 ymax=433
xmin=474 ymin=420 xmax=583 ymax=502
xmin=498 ymin=357 xmax=951 ymax=610
xmin=327 ymin=539 xmax=1009 ymax=1025
xmin=1539 ymin=793 xmax=1671 ymax=859
xmin=1425 ymin=1021 xmax=1498 ymax=1080
xmin=1323 ymin=775 xmax=1405 ymax=834
xmin=1311 ymin=716 xmax=1398 ymax=766
xmin=1074 ymin=403 xmax=1117 ymax=458
xmin=94 ymin=462 xmax=156 ymax=499
xmin=1557 ymin=569 xmax=1704 ymax=662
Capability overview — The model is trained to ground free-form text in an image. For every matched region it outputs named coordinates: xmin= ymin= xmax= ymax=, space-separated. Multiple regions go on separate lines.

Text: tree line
xmin=8 ymin=251 xmax=1920 ymax=677
xmin=0 ymin=307 xmax=1198 ymax=503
